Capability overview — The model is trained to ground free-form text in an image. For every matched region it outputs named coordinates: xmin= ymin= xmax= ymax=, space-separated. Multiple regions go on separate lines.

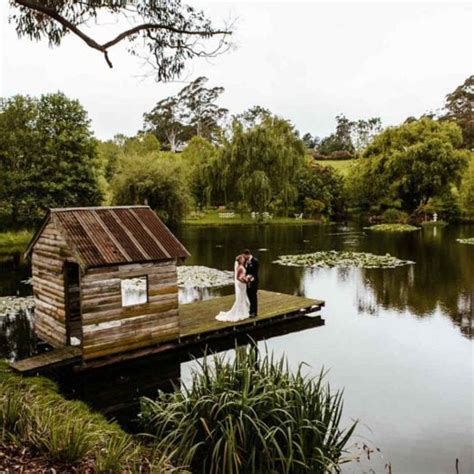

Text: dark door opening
xmin=64 ymin=261 xmax=82 ymax=346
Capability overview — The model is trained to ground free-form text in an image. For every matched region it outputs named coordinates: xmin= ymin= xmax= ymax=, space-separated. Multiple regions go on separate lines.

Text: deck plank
xmin=10 ymin=347 xmax=82 ymax=374
xmin=10 ymin=291 xmax=324 ymax=372
xmin=179 ymin=290 xmax=324 ymax=338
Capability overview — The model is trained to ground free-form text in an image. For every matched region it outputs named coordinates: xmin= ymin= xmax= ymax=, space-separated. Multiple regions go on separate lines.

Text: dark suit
xmin=246 ymin=256 xmax=259 ymax=316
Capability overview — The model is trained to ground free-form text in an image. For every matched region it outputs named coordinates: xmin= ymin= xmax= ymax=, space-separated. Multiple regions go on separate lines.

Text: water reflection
xmin=176 ymin=223 xmax=474 ymax=339
xmin=0 ymin=309 xmax=37 ymax=361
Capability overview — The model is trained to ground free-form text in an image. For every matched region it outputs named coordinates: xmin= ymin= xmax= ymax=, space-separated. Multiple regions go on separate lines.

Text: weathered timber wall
xmin=31 ymin=221 xmax=74 ymax=347
xmin=81 ymin=260 xmax=179 ymax=360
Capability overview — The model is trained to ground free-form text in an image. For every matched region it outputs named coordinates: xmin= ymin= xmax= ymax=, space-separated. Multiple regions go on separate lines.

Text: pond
xmin=1 ymin=222 xmax=473 ymax=473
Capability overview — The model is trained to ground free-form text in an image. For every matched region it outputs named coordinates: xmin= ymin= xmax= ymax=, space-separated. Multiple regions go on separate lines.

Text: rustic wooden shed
xmin=25 ymin=206 xmax=190 ymax=361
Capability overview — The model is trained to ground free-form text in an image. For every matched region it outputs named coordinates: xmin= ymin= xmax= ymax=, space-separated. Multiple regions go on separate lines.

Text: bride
xmin=215 ymin=254 xmax=250 ymax=322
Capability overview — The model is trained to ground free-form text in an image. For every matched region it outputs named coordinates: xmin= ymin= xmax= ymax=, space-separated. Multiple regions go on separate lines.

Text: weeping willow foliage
xmin=140 ymin=345 xmax=357 ymax=474
xmin=208 ymin=115 xmax=306 ymax=213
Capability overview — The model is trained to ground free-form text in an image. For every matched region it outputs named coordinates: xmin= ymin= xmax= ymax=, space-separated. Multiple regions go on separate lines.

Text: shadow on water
xmin=55 ymin=316 xmax=324 ymax=431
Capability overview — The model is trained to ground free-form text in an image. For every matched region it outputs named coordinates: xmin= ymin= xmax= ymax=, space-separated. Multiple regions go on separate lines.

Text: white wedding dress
xmin=215 ymin=262 xmax=250 ymax=322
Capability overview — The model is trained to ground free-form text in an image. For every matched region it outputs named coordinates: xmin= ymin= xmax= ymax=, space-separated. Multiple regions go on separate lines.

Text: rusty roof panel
xmin=133 ymin=207 xmax=190 ymax=259
xmin=28 ymin=206 xmax=190 ymax=267
xmin=69 ymin=209 xmax=127 ymax=265
xmin=54 ymin=211 xmax=104 ymax=266
xmin=112 ymin=208 xmax=170 ymax=260
xmin=95 ymin=209 xmax=148 ymax=263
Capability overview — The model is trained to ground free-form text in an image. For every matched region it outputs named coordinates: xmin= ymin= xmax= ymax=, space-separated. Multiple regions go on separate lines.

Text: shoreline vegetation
xmin=365 ymin=224 xmax=420 ymax=233
xmin=182 ymin=211 xmax=323 ymax=226
xmin=140 ymin=345 xmax=357 ymax=473
xmin=0 ymin=361 xmax=173 ymax=472
xmin=0 ymin=347 xmax=358 ymax=473
xmin=0 ymin=230 xmax=33 ymax=254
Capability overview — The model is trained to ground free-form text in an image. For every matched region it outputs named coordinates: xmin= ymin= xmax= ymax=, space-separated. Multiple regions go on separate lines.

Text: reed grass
xmin=140 ymin=345 xmax=357 ymax=474
xmin=0 ymin=361 xmax=174 ymax=471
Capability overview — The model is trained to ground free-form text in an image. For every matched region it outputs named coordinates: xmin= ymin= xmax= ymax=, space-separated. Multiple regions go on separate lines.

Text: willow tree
xmin=213 ymin=113 xmax=306 ymax=214
xmin=8 ymin=0 xmax=232 ymax=81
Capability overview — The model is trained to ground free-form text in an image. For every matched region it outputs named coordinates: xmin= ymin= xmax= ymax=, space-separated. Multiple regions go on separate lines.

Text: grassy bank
xmin=317 ymin=159 xmax=356 ymax=176
xmin=183 ymin=211 xmax=322 ymax=226
xmin=0 ymin=230 xmax=32 ymax=254
xmin=0 ymin=361 xmax=173 ymax=472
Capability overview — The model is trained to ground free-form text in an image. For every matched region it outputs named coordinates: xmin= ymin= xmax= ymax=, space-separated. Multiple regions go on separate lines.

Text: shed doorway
xmin=64 ymin=262 xmax=82 ymax=346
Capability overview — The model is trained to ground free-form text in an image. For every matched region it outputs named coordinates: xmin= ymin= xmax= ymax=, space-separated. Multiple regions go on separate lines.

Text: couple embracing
xmin=216 ymin=249 xmax=259 ymax=322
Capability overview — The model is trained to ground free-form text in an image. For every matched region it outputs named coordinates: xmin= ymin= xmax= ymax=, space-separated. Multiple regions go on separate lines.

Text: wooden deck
xmin=10 ymin=347 xmax=82 ymax=374
xmin=179 ymin=290 xmax=323 ymax=339
xmin=10 ymin=290 xmax=324 ymax=372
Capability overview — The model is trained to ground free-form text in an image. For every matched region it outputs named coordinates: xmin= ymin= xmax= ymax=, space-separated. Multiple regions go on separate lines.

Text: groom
xmin=243 ymin=249 xmax=259 ymax=318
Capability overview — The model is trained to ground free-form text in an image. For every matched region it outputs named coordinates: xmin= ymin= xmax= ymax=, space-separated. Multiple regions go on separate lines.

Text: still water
xmin=1 ymin=223 xmax=473 ymax=473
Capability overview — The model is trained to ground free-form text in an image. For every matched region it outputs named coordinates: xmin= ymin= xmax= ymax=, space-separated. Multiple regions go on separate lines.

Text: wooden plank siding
xmin=81 ymin=259 xmax=179 ymax=360
xmin=31 ymin=222 xmax=74 ymax=347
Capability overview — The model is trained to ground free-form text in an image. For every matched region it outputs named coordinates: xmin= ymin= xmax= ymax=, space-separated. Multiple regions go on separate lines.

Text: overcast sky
xmin=0 ymin=1 xmax=472 ymax=140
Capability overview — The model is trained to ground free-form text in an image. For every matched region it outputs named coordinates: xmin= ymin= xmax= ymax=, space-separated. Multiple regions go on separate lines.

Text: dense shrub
xmin=311 ymin=150 xmax=355 ymax=161
xmin=295 ymin=162 xmax=347 ymax=219
xmin=382 ymin=208 xmax=408 ymax=224
xmin=111 ymin=153 xmax=191 ymax=226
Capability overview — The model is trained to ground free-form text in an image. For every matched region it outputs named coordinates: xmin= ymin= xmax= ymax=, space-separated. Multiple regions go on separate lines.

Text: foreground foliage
xmin=9 ymin=0 xmax=231 ymax=82
xmin=365 ymin=224 xmax=419 ymax=233
xmin=140 ymin=345 xmax=357 ymax=474
xmin=0 ymin=362 xmax=173 ymax=472
xmin=274 ymin=251 xmax=414 ymax=269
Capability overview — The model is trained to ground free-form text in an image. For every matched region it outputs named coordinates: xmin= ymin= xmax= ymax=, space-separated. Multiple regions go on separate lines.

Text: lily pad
xmin=456 ymin=238 xmax=474 ymax=245
xmin=365 ymin=224 xmax=419 ymax=232
xmin=273 ymin=251 xmax=414 ymax=269
xmin=0 ymin=296 xmax=35 ymax=317
xmin=177 ymin=266 xmax=234 ymax=288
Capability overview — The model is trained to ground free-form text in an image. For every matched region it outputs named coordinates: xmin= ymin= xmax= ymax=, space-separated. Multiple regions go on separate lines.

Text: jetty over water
xmin=10 ymin=290 xmax=324 ymax=373
xmin=12 ymin=205 xmax=325 ymax=374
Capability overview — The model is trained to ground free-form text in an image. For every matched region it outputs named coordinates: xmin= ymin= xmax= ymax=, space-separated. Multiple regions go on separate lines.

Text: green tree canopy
xmin=295 ymin=161 xmax=347 ymax=219
xmin=317 ymin=114 xmax=355 ymax=155
xmin=350 ymin=118 xmax=470 ymax=213
xmin=143 ymin=77 xmax=227 ymax=151
xmin=316 ymin=114 xmax=381 ymax=156
xmin=459 ymin=158 xmax=474 ymax=218
xmin=210 ymin=113 xmax=306 ymax=213
xmin=111 ymin=153 xmax=190 ymax=226
xmin=181 ymin=136 xmax=218 ymax=207
xmin=0 ymin=92 xmax=102 ymax=228
xmin=441 ymin=75 xmax=473 ymax=150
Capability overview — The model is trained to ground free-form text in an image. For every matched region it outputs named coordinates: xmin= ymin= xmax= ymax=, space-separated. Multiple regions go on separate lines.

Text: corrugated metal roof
xmin=25 ymin=206 xmax=190 ymax=267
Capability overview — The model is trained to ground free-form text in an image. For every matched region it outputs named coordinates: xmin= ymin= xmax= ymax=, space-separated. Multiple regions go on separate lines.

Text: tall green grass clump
xmin=140 ymin=345 xmax=357 ymax=474
xmin=0 ymin=361 xmax=173 ymax=470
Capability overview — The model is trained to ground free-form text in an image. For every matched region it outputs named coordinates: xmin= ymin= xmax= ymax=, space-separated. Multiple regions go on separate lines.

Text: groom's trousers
xmin=247 ymin=284 xmax=258 ymax=316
